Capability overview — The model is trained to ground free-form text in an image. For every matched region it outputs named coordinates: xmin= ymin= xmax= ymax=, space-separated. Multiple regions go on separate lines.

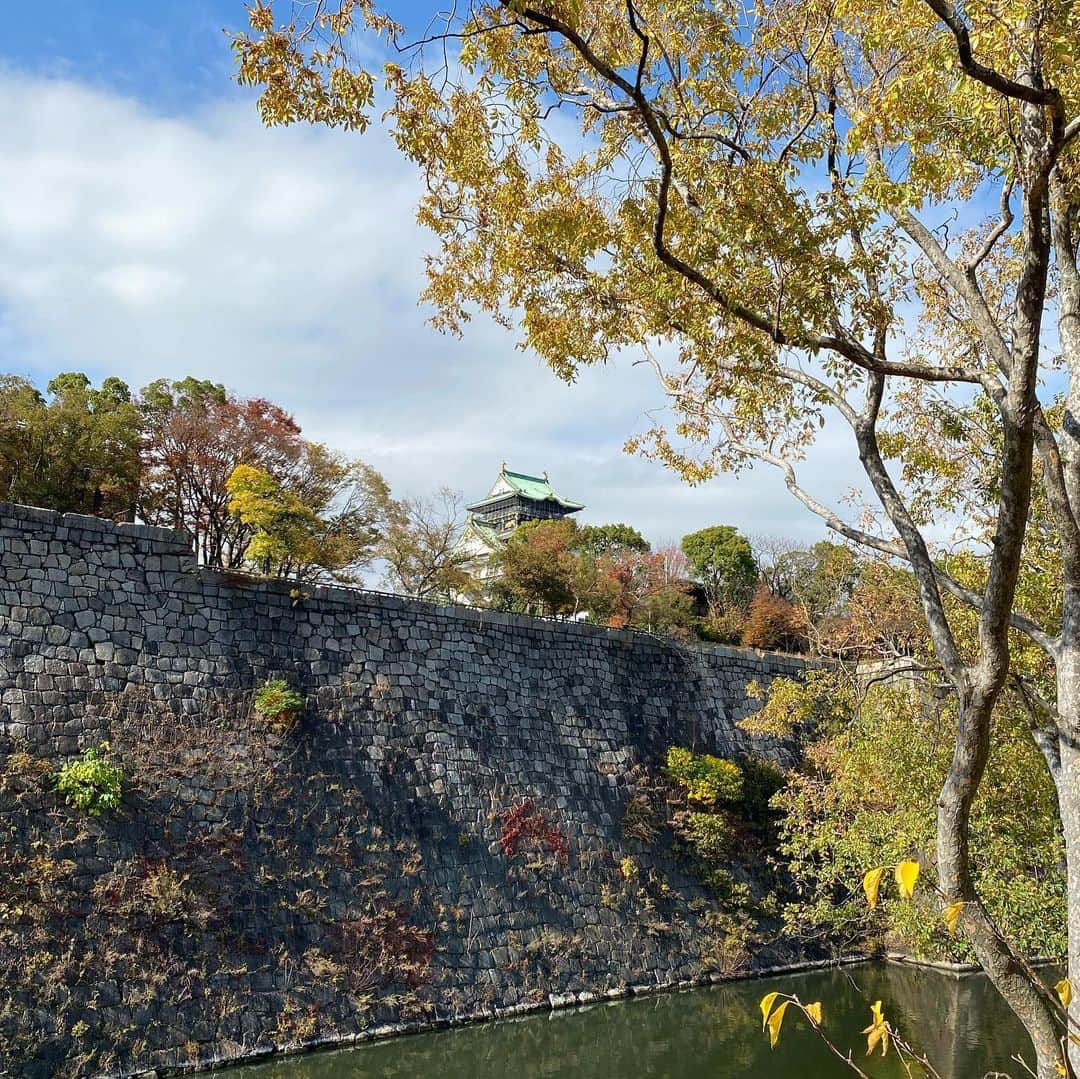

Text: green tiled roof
xmin=466 ymin=466 xmax=585 ymax=513
xmin=466 ymin=519 xmax=503 ymax=548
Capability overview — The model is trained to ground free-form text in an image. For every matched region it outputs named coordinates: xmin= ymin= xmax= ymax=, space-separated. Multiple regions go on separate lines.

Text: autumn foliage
xmin=497 ymin=800 xmax=570 ymax=863
xmin=740 ymin=585 xmax=808 ymax=653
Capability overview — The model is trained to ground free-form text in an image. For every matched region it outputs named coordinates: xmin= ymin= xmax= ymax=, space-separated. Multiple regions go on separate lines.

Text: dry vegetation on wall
xmin=0 ymin=690 xmax=438 ymax=1076
xmin=0 ymin=683 xmax=806 ymax=1077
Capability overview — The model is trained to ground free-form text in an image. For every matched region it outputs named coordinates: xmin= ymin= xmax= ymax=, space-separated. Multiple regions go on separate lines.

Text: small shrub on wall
xmin=621 ymin=793 xmax=661 ymax=844
xmin=673 ymin=810 xmax=735 ymax=862
xmin=252 ymin=678 xmax=304 ymax=731
xmin=498 ymin=799 xmax=570 ymax=864
xmin=93 ymin=859 xmax=209 ymax=928
xmin=55 ymin=745 xmax=123 ymax=817
xmin=664 ymin=746 xmax=742 ymax=807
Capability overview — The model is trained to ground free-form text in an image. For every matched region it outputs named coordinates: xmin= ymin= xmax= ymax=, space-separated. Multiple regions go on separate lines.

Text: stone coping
xmin=885 ymin=952 xmax=1062 ymax=977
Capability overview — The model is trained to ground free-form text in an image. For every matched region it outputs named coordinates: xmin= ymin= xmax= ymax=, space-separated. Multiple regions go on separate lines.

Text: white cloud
xmin=0 ymin=70 xmax=870 ymax=547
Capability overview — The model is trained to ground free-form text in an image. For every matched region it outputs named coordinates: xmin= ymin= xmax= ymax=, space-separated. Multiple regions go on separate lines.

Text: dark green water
xmin=230 ymin=963 xmax=1041 ymax=1079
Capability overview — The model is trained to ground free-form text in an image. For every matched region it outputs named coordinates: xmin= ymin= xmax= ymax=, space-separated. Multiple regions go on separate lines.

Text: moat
xmin=226 ymin=963 xmax=1031 ymax=1079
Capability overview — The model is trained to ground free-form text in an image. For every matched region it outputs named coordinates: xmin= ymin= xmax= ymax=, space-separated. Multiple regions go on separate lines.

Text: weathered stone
xmin=0 ymin=500 xmax=811 ymax=1077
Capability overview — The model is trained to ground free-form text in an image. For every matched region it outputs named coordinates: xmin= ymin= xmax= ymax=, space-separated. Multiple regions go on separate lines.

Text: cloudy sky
xmin=0 ymin=1 xmax=866 ymax=547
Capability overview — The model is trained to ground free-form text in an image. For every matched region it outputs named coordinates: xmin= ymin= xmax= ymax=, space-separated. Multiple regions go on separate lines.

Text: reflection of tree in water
xmin=851 ymin=963 xmax=1057 ymax=1079
xmin=228 ymin=964 xmax=1037 ymax=1079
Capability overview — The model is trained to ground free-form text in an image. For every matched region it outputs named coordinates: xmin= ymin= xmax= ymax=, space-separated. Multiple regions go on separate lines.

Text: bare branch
xmin=966 ymin=178 xmax=1015 ymax=274
xmin=893 ymin=206 xmax=1012 ymax=374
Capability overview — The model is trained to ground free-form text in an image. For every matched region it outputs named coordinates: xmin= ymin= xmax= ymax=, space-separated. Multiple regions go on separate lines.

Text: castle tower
xmin=456 ymin=463 xmax=585 ymax=582
xmin=466 ymin=462 xmax=584 ymax=537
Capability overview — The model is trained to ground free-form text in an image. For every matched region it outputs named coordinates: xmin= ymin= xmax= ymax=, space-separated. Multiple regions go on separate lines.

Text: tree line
xmin=493 ymin=515 xmax=925 ymax=659
xmin=0 ymin=372 xmax=391 ymax=580
xmin=3 ymin=370 xmax=917 ymax=656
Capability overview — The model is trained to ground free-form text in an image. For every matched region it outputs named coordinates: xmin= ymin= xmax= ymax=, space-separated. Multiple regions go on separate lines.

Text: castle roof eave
xmin=462 ymin=518 xmax=504 ymax=550
xmin=466 ymin=467 xmax=585 ymax=513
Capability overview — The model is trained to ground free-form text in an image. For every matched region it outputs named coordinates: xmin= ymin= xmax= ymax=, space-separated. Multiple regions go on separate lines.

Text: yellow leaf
xmin=863 ymin=866 xmax=886 ymax=909
xmin=760 ymin=991 xmax=780 ymax=1029
xmin=1056 ymin=978 xmax=1073 ymax=1008
xmin=862 ymin=1000 xmax=890 ymax=1057
xmin=767 ymin=1000 xmax=790 ymax=1048
xmin=865 ymin=1023 xmax=888 ymax=1056
xmin=894 ymin=860 xmax=920 ymax=900
xmin=942 ymin=901 xmax=964 ymax=935
xmin=805 ymin=1001 xmax=822 ymax=1025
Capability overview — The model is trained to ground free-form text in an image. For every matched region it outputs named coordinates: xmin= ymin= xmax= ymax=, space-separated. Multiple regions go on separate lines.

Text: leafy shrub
xmin=252 ymin=678 xmax=304 ymax=728
xmin=741 ymin=670 xmax=854 ymax=738
xmin=700 ymin=866 xmax=755 ymax=907
xmin=740 ymin=583 xmax=809 ymax=652
xmin=56 ymin=745 xmax=123 ymax=816
xmin=674 ymin=810 xmax=736 ymax=862
xmin=739 ymin=757 xmax=788 ymax=827
xmin=665 ymin=746 xmax=742 ymax=807
xmin=696 ymin=607 xmax=746 ymax=645
xmin=777 ymin=684 xmax=1066 ymax=962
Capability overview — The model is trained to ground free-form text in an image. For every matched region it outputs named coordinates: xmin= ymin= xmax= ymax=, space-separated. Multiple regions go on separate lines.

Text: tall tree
xmin=226 ymin=456 xmax=387 ymax=581
xmin=602 ymin=545 xmax=697 ymax=636
xmin=580 ymin=522 xmax=650 ymax=557
xmin=139 ymin=377 xmax=307 ymax=567
xmin=379 ymin=487 xmax=479 ymax=600
xmin=0 ymin=372 xmax=141 ymax=518
xmin=788 ymin=541 xmax=861 ymax=623
xmin=234 ymin=1 xmax=1080 ymax=1071
xmin=681 ymin=526 xmax=759 ymax=614
xmin=491 ymin=518 xmax=592 ymax=615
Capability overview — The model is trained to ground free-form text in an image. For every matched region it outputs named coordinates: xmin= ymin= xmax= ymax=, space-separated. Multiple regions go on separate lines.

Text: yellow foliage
xmin=862 ymin=866 xmax=886 ymax=909
xmin=942 ymin=901 xmax=964 ymax=936
xmin=766 ymin=1000 xmax=790 ymax=1048
xmin=862 ymin=1000 xmax=891 ymax=1057
xmin=760 ymin=992 xmax=821 ymax=1047
xmin=894 ymin=860 xmax=920 ymax=900
xmin=760 ymin=991 xmax=780 ymax=1030
xmin=1056 ymin=978 xmax=1073 ymax=1009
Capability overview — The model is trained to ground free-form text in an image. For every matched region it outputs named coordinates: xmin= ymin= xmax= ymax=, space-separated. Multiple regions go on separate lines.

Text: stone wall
xmin=0 ymin=502 xmax=811 ymax=1077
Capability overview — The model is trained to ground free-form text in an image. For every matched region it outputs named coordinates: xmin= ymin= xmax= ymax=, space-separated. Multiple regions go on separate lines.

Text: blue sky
xmin=0 ymin=1 xmax=860 ymax=548
xmin=5 ymin=2 xmax=243 ymax=107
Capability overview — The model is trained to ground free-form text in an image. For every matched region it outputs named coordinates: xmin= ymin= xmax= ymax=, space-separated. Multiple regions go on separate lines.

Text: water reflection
xmin=230 ymin=964 xmax=1041 ymax=1079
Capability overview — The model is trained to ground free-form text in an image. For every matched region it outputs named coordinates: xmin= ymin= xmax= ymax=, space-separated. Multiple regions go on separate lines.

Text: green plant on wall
xmin=55 ymin=745 xmax=123 ymax=817
xmin=664 ymin=746 xmax=742 ymax=807
xmin=252 ymin=678 xmax=305 ymax=729
xmin=676 ymin=811 xmax=735 ymax=863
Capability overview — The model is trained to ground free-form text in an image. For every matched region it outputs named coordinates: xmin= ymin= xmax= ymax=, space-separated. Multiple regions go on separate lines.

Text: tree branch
xmin=504 ymin=0 xmax=988 ymax=388
xmin=919 ymin=0 xmax=1064 ymax=109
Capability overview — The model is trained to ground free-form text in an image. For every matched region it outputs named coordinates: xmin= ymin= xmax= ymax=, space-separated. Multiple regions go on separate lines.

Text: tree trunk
xmin=938 ymin=686 xmax=1065 ymax=1079
xmin=1057 ymin=635 xmax=1080 ymax=1074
